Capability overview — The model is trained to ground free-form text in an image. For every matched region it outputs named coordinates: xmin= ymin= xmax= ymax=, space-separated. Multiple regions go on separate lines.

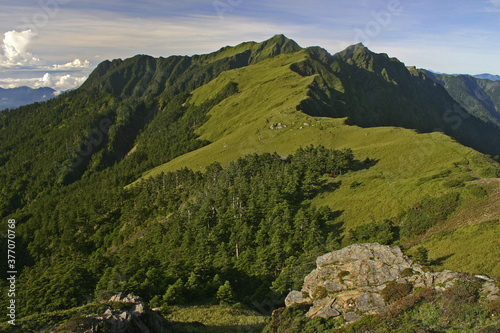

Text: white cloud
xmin=0 ymin=30 xmax=43 ymax=67
xmin=0 ymin=73 xmax=88 ymax=93
xmin=0 ymin=30 xmax=91 ymax=71
xmin=0 ymin=29 xmax=91 ymax=91
xmin=38 ymin=73 xmax=54 ymax=87
xmin=53 ymin=74 xmax=87 ymax=92
xmin=52 ymin=58 xmax=90 ymax=69
xmin=33 ymin=73 xmax=87 ymax=92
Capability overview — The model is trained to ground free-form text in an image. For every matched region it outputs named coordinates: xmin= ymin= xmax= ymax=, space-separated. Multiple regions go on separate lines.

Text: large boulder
xmin=285 ymin=243 xmax=498 ymax=323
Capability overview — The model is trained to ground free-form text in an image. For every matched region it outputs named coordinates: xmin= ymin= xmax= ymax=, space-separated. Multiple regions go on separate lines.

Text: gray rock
xmin=133 ymin=303 xmax=145 ymax=315
xmin=119 ymin=311 xmax=129 ymax=320
xmin=285 ymin=243 xmax=498 ymax=325
xmin=315 ymin=306 xmax=340 ymax=319
xmin=481 ymin=281 xmax=499 ymax=301
xmin=285 ymin=290 xmax=311 ymax=307
xmin=325 ymin=280 xmax=344 ymax=292
xmin=306 ymin=297 xmax=336 ymax=318
xmin=84 ymin=293 xmax=170 ymax=332
xmin=476 ymin=275 xmax=494 ymax=282
xmin=103 ymin=308 xmax=113 ymax=318
xmin=109 ymin=292 xmax=142 ymax=303
xmin=356 ymin=292 xmax=385 ymax=312
xmin=344 ymin=312 xmax=362 ymax=323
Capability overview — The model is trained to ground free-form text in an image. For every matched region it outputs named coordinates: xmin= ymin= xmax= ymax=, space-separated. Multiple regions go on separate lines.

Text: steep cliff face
xmin=285 ymin=243 xmax=498 ymax=324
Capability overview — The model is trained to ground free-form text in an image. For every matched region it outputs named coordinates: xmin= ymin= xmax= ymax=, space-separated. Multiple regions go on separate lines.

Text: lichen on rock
xmin=285 ymin=243 xmax=499 ymax=324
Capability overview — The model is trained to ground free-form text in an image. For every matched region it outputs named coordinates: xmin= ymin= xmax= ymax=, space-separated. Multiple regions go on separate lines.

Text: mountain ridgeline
xmin=420 ymin=69 xmax=500 ymax=128
xmin=0 ymin=34 xmax=301 ymax=215
xmin=290 ymin=44 xmax=500 ymax=157
xmin=81 ymin=39 xmax=500 ymax=159
xmin=0 ymin=35 xmax=499 ymax=332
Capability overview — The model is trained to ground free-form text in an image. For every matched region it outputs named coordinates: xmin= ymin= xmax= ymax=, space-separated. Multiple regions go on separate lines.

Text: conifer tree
xmin=163 ymin=278 xmax=185 ymax=305
xmin=413 ymin=246 xmax=430 ymax=266
xmin=216 ymin=280 xmax=234 ymax=305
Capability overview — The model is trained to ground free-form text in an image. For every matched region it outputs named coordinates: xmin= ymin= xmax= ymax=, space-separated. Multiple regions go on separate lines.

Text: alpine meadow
xmin=0 ymin=35 xmax=499 ymax=332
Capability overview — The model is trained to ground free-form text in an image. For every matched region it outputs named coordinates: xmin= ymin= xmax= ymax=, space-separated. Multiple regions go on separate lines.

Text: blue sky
xmin=0 ymin=0 xmax=499 ymax=91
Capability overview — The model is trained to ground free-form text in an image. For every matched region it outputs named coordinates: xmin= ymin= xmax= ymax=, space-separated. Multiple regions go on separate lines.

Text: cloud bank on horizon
xmin=0 ymin=29 xmax=91 ymax=93
xmin=0 ymin=0 xmax=499 ymax=92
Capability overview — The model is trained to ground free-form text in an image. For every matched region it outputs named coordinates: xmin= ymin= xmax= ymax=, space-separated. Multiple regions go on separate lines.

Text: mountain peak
xmin=335 ymin=42 xmax=374 ymax=61
xmin=254 ymin=34 xmax=302 ymax=58
xmin=81 ymin=35 xmax=302 ymax=98
xmin=348 ymin=42 xmax=370 ymax=50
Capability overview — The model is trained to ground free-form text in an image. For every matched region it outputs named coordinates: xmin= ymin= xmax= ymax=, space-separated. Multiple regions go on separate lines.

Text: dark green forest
xmin=0 ymin=144 xmax=355 ymax=319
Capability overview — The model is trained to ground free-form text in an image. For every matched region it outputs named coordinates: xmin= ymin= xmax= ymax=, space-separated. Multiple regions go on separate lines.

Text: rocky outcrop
xmin=285 ymin=243 xmax=498 ymax=323
xmin=85 ymin=293 xmax=169 ymax=332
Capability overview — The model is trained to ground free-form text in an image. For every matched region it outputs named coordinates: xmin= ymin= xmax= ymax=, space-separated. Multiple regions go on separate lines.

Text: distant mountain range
xmin=473 ymin=73 xmax=500 ymax=81
xmin=427 ymin=71 xmax=500 ymax=82
xmin=0 ymin=86 xmax=56 ymax=110
xmin=421 ymin=70 xmax=500 ymax=128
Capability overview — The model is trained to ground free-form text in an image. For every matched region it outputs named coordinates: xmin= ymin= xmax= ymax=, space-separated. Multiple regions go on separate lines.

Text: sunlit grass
xmin=422 ymin=219 xmax=500 ymax=278
xmin=165 ymin=304 xmax=268 ymax=333
xmin=129 ymin=49 xmax=500 ymax=280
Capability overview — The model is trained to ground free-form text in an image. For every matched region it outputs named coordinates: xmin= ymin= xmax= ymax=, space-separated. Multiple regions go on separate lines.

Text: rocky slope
xmin=58 ymin=293 xmax=170 ymax=332
xmin=285 ymin=243 xmax=498 ymax=324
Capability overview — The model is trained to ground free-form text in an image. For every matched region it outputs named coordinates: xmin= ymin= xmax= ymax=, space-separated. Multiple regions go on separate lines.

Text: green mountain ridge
xmin=294 ymin=43 xmax=500 ymax=157
xmin=420 ymin=69 xmax=500 ymax=128
xmin=81 ymin=34 xmax=301 ymax=98
xmin=0 ymin=35 xmax=499 ymax=332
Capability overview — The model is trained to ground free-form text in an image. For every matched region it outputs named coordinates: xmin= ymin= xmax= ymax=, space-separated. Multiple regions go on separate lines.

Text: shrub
xmin=313 ymin=286 xmax=328 ymax=300
xmin=443 ymin=179 xmax=464 ymax=188
xmin=480 ymin=324 xmax=500 ymax=333
xmin=411 ymin=246 xmax=429 ymax=266
xmin=465 ymin=184 xmax=488 ymax=199
xmin=441 ymin=279 xmax=479 ymax=307
xmin=216 ymin=281 xmax=234 ymax=305
xmin=489 ymin=300 xmax=500 ymax=317
xmin=383 ymin=287 xmax=436 ymax=319
xmin=54 ymin=316 xmax=95 ymax=332
xmin=345 ymin=220 xmax=396 ymax=245
xmin=400 ymin=268 xmax=414 ymax=278
xmin=438 ymin=279 xmax=482 ymax=319
xmin=338 ymin=271 xmax=350 ymax=284
xmin=350 ymin=181 xmax=362 ymax=189
xmin=400 ymin=193 xmax=460 ymax=238
xmin=423 ymin=192 xmax=460 ymax=223
xmin=149 ymin=295 xmax=162 ymax=308
xmin=400 ymin=210 xmax=434 ymax=238
xmin=344 ymin=315 xmax=385 ymax=333
xmin=381 ymin=281 xmax=413 ymax=304
xmin=163 ymin=279 xmax=185 ymax=305
xmin=302 ymin=316 xmax=340 ymax=332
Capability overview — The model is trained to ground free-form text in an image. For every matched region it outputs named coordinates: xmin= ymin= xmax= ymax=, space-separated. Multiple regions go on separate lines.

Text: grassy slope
xmin=131 ymin=50 xmax=500 ymax=277
xmin=165 ymin=305 xmax=267 ymax=333
xmin=423 ymin=219 xmax=500 ymax=278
